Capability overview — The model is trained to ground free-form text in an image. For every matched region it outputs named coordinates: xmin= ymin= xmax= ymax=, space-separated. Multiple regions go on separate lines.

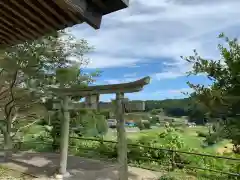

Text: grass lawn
xmin=26 ymin=123 xmax=232 ymax=155
xmin=104 ymin=125 xmax=232 ymax=154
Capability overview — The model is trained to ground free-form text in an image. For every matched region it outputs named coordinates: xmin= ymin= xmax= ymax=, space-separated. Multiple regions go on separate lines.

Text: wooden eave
xmin=0 ymin=0 xmax=129 ymax=47
xmin=50 ymin=76 xmax=150 ymax=96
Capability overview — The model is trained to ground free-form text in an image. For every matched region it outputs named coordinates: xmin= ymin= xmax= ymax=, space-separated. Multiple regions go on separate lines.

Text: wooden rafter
xmin=0 ymin=24 xmax=26 ymax=41
xmin=11 ymin=0 xmax=54 ymax=32
xmin=0 ymin=35 xmax=12 ymax=44
xmin=37 ymin=0 xmax=68 ymax=26
xmin=92 ymin=0 xmax=108 ymax=9
xmin=0 ymin=0 xmax=129 ymax=47
xmin=0 ymin=1 xmax=41 ymax=37
xmin=63 ymin=0 xmax=102 ymax=29
xmin=54 ymin=1 xmax=82 ymax=24
xmin=0 ymin=29 xmax=16 ymax=43
xmin=24 ymin=0 xmax=59 ymax=28
xmin=0 ymin=16 xmax=34 ymax=40
xmin=50 ymin=76 xmax=151 ymax=96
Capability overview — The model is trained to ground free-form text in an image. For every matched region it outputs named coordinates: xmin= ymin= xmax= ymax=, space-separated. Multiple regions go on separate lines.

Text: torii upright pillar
xmin=59 ymin=95 xmax=70 ymax=177
xmin=116 ymin=92 xmax=128 ymax=180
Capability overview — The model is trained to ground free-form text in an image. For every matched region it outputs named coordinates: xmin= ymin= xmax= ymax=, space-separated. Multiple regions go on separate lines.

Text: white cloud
xmin=87 ymin=54 xmax=140 ymax=69
xmin=70 ymin=0 xmax=240 ymax=78
xmin=152 ymin=61 xmax=192 ymax=80
xmin=103 ymin=77 xmax=139 ymax=84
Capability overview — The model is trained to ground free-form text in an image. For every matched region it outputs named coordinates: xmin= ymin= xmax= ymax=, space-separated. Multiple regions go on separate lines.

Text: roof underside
xmin=0 ymin=0 xmax=129 ymax=47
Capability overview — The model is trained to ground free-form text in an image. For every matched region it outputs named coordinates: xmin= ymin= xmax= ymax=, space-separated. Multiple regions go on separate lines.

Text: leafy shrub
xmin=97 ymin=142 xmax=117 ymax=158
xmin=136 ymin=120 xmax=144 ymax=130
xmin=197 ymin=131 xmax=208 ymax=137
xmin=142 ymin=120 xmax=151 ymax=129
xmin=204 ymin=133 xmax=221 ymax=145
xmin=151 ymin=109 xmax=159 ymax=115
xmin=149 ymin=116 xmax=159 ymax=124
xmin=99 ymin=110 xmax=111 ymax=119
xmin=37 ymin=118 xmax=48 ymax=126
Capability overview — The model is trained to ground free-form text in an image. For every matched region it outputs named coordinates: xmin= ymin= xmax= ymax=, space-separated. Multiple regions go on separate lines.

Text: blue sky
xmin=68 ymin=0 xmax=240 ymax=102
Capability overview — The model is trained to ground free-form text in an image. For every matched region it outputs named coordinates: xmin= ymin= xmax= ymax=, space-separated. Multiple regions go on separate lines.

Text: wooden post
xmin=58 ymin=95 xmax=70 ymax=177
xmin=115 ymin=92 xmax=128 ymax=180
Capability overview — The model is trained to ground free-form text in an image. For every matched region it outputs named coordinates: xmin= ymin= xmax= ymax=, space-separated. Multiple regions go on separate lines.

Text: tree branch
xmin=4 ymin=71 xmax=18 ymax=120
xmin=11 ymin=119 xmax=39 ymax=138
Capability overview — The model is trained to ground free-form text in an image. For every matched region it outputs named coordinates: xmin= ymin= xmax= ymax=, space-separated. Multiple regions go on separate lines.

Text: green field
xmin=104 ymin=125 xmax=231 ymax=154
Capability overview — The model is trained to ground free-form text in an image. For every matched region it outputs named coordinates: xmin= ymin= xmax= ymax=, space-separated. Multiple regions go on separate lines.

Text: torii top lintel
xmin=50 ymin=76 xmax=151 ymax=97
xmin=0 ymin=0 xmax=129 ymax=47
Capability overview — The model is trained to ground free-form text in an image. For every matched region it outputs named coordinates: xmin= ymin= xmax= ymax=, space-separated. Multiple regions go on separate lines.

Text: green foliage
xmin=56 ymin=65 xmax=80 ymax=86
xmin=158 ymin=175 xmax=177 ymax=180
xmin=20 ymin=123 xmax=240 ymax=180
xmin=149 ymin=116 xmax=159 ymax=124
xmin=204 ymin=133 xmax=222 ymax=146
xmin=142 ymin=120 xmax=151 ymax=129
xmin=151 ymin=109 xmax=164 ymax=115
xmin=145 ymin=99 xmax=207 ymax=125
xmin=158 ymin=126 xmax=185 ymax=150
xmin=97 ymin=142 xmax=118 ymax=158
xmin=136 ymin=120 xmax=151 ymax=130
xmin=99 ymin=109 xmax=111 ymax=119
xmin=95 ymin=114 xmax=108 ymax=137
xmin=0 ymin=31 xmax=100 ymax=153
xmin=197 ymin=131 xmax=208 ymax=138
xmin=184 ymin=33 xmax=240 ymax=149
xmin=48 ymin=108 xmax=108 ymax=151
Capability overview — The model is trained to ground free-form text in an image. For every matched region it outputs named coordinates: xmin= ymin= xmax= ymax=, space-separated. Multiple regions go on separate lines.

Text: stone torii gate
xmin=50 ymin=76 xmax=150 ymax=180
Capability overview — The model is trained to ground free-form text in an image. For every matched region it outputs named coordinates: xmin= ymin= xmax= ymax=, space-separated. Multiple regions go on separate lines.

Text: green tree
xmin=0 ymin=31 xmax=100 ymax=158
xmin=183 ymin=33 xmax=240 ymax=152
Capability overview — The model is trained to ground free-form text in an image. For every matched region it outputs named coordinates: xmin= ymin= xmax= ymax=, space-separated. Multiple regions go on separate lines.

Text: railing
xmin=3 ymin=136 xmax=240 ymax=179
xmin=68 ymin=137 xmax=240 ymax=177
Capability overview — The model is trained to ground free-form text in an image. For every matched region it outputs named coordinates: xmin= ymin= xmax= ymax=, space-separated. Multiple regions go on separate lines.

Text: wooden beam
xmin=64 ymin=0 xmax=102 ymax=29
xmin=50 ymin=76 xmax=151 ymax=96
xmin=92 ymin=0 xmax=107 ymax=9
xmin=0 ymin=24 xmax=26 ymax=42
xmin=54 ymin=1 xmax=83 ymax=24
xmin=0 ymin=16 xmax=34 ymax=40
xmin=0 ymin=38 xmax=8 ymax=45
xmin=0 ymin=1 xmax=41 ymax=37
xmin=38 ymin=0 xmax=68 ymax=26
xmin=24 ymin=0 xmax=59 ymax=28
xmin=115 ymin=92 xmax=128 ymax=180
xmin=0 ymin=29 xmax=17 ymax=43
xmin=94 ymin=0 xmax=129 ymax=15
xmin=0 ymin=35 xmax=12 ymax=44
xmin=11 ymin=0 xmax=55 ymax=32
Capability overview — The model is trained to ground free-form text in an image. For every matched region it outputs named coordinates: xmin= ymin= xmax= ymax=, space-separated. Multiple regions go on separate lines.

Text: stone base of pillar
xmin=54 ymin=172 xmax=71 ymax=179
